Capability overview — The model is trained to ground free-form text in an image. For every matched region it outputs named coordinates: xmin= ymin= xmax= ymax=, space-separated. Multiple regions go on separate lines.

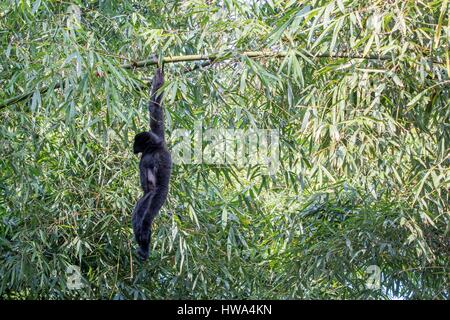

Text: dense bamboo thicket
xmin=0 ymin=0 xmax=449 ymax=299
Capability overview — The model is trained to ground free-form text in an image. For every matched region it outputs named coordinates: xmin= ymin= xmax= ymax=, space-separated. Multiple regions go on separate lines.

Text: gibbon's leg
xmin=132 ymin=191 xmax=155 ymax=260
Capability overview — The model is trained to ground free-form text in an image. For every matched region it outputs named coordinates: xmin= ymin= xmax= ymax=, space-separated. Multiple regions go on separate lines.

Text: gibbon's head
xmin=133 ymin=131 xmax=163 ymax=154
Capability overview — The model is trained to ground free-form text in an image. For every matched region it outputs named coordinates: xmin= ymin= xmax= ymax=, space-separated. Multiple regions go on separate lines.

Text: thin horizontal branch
xmin=120 ymin=51 xmax=284 ymax=69
xmin=0 ymin=82 xmax=62 ymax=111
xmin=0 ymin=50 xmax=442 ymax=110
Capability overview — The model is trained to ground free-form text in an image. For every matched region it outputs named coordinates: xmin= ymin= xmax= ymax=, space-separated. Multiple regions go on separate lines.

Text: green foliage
xmin=0 ymin=0 xmax=449 ymax=299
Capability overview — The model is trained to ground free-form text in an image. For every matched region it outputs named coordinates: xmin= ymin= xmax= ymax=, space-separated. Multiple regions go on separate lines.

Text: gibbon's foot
xmin=136 ymin=246 xmax=149 ymax=261
xmin=136 ymin=230 xmax=150 ymax=261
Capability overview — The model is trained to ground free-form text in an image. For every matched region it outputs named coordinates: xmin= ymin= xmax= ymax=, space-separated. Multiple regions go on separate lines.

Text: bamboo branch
xmin=0 ymin=50 xmax=442 ymax=110
xmin=120 ymin=51 xmax=285 ymax=69
xmin=0 ymin=82 xmax=62 ymax=110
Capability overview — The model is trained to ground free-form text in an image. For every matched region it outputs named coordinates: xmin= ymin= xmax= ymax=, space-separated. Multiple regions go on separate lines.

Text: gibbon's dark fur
xmin=132 ymin=68 xmax=172 ymax=261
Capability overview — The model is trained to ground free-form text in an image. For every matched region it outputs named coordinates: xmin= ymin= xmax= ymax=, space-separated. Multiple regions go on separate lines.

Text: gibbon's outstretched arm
xmin=149 ymin=68 xmax=165 ymax=139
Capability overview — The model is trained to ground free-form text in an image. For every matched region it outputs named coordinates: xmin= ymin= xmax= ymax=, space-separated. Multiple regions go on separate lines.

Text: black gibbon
xmin=132 ymin=67 xmax=172 ymax=261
